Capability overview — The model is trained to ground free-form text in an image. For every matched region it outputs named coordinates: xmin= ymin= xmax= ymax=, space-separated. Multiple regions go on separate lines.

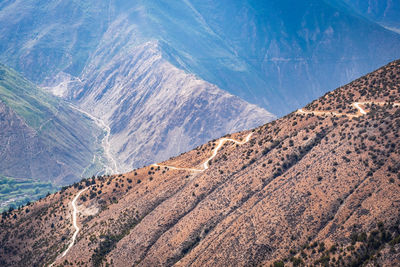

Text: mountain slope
xmin=137 ymin=0 xmax=400 ymax=114
xmin=0 ymin=0 xmax=110 ymax=83
xmin=72 ymin=41 xmax=274 ymax=171
xmin=0 ymin=0 xmax=274 ymax=172
xmin=0 ymin=64 xmax=106 ymax=208
xmin=1 ymin=0 xmax=399 ymax=171
xmin=1 ymin=60 xmax=399 ymax=266
xmin=340 ymin=0 xmax=400 ymax=33
xmin=1 ymin=0 xmax=400 ymax=115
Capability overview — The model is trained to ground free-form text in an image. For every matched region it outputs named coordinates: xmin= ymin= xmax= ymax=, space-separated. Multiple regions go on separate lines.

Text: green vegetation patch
xmin=0 ymin=175 xmax=58 ymax=212
xmin=0 ymin=64 xmax=58 ymax=130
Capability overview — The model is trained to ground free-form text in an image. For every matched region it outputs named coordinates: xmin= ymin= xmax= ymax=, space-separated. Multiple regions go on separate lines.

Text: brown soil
xmin=1 ymin=60 xmax=400 ymax=267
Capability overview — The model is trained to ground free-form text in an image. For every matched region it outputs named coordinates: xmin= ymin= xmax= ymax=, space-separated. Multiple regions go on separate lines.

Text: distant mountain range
xmin=1 ymin=60 xmax=399 ymax=267
xmin=0 ymin=0 xmax=400 ymax=203
xmin=0 ymin=1 xmax=274 ymax=176
xmin=1 ymin=0 xmax=400 ymax=115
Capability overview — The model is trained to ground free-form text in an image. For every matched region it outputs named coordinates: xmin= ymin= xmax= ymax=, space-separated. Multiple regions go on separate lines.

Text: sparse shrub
xmin=290 ymin=257 xmax=303 ymax=267
xmin=273 ymin=260 xmax=284 ymax=267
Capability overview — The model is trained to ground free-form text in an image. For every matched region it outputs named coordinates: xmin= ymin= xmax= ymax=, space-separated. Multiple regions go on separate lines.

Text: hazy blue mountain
xmin=0 ymin=0 xmax=273 ymax=174
xmin=339 ymin=0 xmax=400 ymax=33
xmin=1 ymin=0 xmax=400 ymax=116
xmin=136 ymin=0 xmax=400 ymax=114
xmin=1 ymin=0 xmax=399 ymax=173
xmin=0 ymin=1 xmax=109 ymax=83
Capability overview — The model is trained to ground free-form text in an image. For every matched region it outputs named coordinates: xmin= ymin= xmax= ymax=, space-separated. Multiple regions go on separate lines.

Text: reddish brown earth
xmin=1 ymin=60 xmax=400 ymax=267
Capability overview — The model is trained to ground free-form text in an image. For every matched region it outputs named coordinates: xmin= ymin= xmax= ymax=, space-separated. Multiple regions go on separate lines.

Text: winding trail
xmin=51 ymin=132 xmax=253 ymax=264
xmin=49 ymin=100 xmax=400 ymax=265
xmin=297 ymin=101 xmax=400 ymax=118
xmin=153 ymin=132 xmax=253 ymax=172
xmin=50 ymin=188 xmax=88 ymax=266
xmin=69 ymin=104 xmax=118 ymax=175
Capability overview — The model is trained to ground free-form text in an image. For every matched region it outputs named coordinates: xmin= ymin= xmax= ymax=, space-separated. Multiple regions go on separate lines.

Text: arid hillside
xmin=1 ymin=60 xmax=400 ymax=267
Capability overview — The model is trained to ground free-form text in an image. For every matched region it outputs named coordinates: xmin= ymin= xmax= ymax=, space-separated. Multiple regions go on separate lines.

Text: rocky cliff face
xmin=51 ymin=41 xmax=274 ymax=171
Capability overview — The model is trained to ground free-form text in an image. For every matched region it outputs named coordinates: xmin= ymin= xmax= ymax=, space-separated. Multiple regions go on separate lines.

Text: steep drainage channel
xmin=69 ymin=104 xmax=118 ymax=175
